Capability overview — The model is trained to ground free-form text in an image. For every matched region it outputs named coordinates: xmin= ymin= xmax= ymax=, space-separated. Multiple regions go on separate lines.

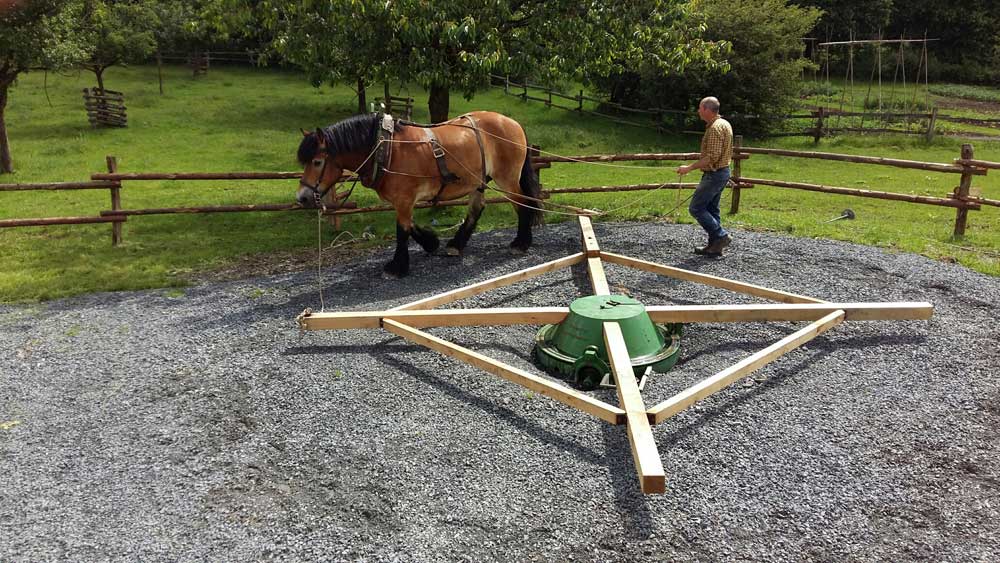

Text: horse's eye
xmin=313 ymin=159 xmax=323 ymax=167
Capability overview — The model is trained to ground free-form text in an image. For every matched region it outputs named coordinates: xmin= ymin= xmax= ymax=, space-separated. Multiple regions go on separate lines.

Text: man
xmin=676 ymin=96 xmax=733 ymax=257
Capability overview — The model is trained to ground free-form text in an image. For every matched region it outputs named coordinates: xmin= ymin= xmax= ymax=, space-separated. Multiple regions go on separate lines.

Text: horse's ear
xmin=315 ymin=128 xmax=326 ymax=146
xmin=300 ymin=128 xmax=310 ymax=137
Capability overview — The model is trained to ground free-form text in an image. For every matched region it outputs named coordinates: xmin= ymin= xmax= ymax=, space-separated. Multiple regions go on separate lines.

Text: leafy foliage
xmin=0 ymin=0 xmax=90 ymax=172
xmin=75 ymin=0 xmax=158 ymax=88
xmin=250 ymin=1 xmax=724 ymax=121
xmin=592 ymin=0 xmax=820 ymax=135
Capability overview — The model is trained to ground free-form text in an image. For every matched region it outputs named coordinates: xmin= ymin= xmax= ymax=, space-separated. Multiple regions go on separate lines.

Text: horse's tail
xmin=519 ymin=143 xmax=544 ymax=226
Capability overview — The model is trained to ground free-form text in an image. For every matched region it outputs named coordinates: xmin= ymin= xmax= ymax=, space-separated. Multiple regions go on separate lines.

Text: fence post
xmin=504 ymin=75 xmax=509 ymax=95
xmin=522 ymin=83 xmax=527 ymax=101
xmin=106 ymin=155 xmax=122 ymax=246
xmin=953 ymin=143 xmax=975 ymax=238
xmin=530 ymin=144 xmax=542 ymax=187
xmin=547 ymin=88 xmax=552 ymax=107
xmin=729 ymin=135 xmax=743 ymax=215
xmin=813 ymin=107 xmax=825 ymax=144
xmin=578 ymin=90 xmax=583 ymax=112
xmin=926 ymin=107 xmax=938 ymax=142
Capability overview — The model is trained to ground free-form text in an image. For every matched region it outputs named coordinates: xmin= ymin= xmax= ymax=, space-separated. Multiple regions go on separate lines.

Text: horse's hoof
xmin=509 ymin=243 xmax=529 ymax=255
xmin=446 ymin=246 xmax=462 ymax=257
xmin=382 ymin=264 xmax=408 ymax=279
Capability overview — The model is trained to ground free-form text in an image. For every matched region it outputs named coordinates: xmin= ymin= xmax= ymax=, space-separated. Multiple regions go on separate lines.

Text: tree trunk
xmin=157 ymin=51 xmax=163 ymax=95
xmin=0 ymin=81 xmax=12 ymax=174
xmin=95 ymin=67 xmax=106 ymax=92
xmin=429 ymin=83 xmax=450 ymax=123
xmin=357 ymin=76 xmax=367 ymax=114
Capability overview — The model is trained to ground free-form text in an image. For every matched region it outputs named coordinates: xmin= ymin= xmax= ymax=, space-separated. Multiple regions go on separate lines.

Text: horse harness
xmin=368 ymin=112 xmax=490 ymax=205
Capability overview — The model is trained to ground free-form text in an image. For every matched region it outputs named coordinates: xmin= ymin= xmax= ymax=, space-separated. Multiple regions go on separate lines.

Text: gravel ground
xmin=2 ymin=220 xmax=998 ymax=562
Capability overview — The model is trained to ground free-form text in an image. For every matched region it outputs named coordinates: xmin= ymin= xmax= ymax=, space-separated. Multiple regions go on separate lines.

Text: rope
xmin=316 ymin=210 xmax=325 ymax=311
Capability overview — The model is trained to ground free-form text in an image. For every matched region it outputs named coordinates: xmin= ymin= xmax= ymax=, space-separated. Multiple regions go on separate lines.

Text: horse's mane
xmin=297 ymin=113 xmax=381 ymax=165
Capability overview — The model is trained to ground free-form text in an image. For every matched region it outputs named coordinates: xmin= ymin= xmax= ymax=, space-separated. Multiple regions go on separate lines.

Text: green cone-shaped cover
xmin=534 ymin=294 xmax=681 ymax=385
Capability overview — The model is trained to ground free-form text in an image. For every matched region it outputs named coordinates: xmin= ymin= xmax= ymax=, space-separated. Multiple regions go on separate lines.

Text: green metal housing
xmin=534 ymin=295 xmax=682 ymax=390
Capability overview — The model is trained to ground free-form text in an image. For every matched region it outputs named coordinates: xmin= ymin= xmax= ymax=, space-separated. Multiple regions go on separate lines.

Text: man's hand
xmin=676 ymin=164 xmax=693 ymax=175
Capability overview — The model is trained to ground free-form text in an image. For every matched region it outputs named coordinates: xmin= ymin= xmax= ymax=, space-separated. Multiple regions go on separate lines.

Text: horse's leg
xmin=445 ymin=188 xmax=487 ymax=256
xmin=384 ymin=202 xmax=440 ymax=277
xmin=504 ymin=153 xmax=542 ymax=253
xmin=384 ymin=219 xmax=412 ymax=278
xmin=410 ymin=223 xmax=440 ymax=254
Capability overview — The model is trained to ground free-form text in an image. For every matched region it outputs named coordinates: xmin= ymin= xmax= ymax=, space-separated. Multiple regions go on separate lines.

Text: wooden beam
xmin=601 ymin=252 xmax=825 ymax=304
xmin=298 ymin=301 xmax=933 ymax=330
xmin=644 ymin=302 xmax=932 ymax=323
xmin=741 ymin=147 xmax=982 ymax=175
xmin=382 ymin=320 xmax=626 ymax=425
xmin=648 ymin=311 xmax=845 ymax=424
xmin=392 ymin=253 xmax=585 ymax=311
xmin=578 ymin=215 xmax=601 ymax=257
xmin=587 ymin=258 xmax=611 ymax=296
xmin=744 ymin=177 xmax=980 ymax=209
xmin=604 ymin=323 xmax=666 ymax=493
xmin=298 ymin=307 xmax=571 ymax=330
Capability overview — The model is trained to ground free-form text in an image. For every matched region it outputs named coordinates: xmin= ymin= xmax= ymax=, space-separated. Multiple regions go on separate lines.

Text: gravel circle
xmin=2 ymin=221 xmax=998 ymax=562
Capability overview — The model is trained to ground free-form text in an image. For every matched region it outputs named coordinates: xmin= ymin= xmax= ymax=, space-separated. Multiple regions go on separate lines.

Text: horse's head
xmin=296 ymin=128 xmax=344 ymax=208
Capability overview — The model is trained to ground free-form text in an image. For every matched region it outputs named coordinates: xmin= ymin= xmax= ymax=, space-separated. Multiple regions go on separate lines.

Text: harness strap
xmin=367 ymin=112 xmax=394 ymax=188
xmin=425 ymin=128 xmax=460 ymax=205
xmin=460 ymin=113 xmax=489 ymax=194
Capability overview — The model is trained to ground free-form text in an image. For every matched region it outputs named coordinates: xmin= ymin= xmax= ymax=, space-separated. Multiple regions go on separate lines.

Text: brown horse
xmin=296 ymin=111 xmax=542 ymax=277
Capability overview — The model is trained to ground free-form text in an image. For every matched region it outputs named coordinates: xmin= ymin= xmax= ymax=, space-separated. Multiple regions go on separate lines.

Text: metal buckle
xmin=431 ymin=142 xmax=446 ymax=159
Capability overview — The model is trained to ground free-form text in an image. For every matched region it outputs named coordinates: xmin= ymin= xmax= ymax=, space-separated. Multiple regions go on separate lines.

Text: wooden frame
xmin=296 ymin=215 xmax=934 ymax=495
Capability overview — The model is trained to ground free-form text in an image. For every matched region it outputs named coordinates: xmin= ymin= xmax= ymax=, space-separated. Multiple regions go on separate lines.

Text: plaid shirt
xmin=700 ymin=116 xmax=733 ymax=171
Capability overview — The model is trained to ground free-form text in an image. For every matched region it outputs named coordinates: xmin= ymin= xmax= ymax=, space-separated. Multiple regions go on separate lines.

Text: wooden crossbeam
xmin=647 ymin=311 xmax=846 ymax=424
xmin=382 ymin=320 xmax=626 ymax=424
xmin=299 ymin=307 xmax=569 ymax=329
xmin=586 ymin=258 xmax=611 ymax=296
xmin=601 ymin=252 xmax=826 ymax=304
xmin=604 ymin=322 xmax=665 ymax=493
xmin=297 ymin=302 xmax=932 ymax=330
xmin=578 ymin=216 xmax=601 ymax=257
xmin=391 ymin=253 xmax=585 ymax=311
xmin=644 ymin=302 xmax=932 ymax=323
xmin=576 ymin=216 xmax=610 ymax=295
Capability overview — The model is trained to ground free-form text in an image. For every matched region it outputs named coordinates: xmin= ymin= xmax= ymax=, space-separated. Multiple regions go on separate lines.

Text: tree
xmin=256 ymin=0 xmax=394 ymax=114
xmin=252 ymin=1 xmax=723 ymax=123
xmin=789 ymin=0 xmax=892 ymax=39
xmin=887 ymin=0 xmax=999 ymax=84
xmin=592 ymin=0 xmax=820 ymax=135
xmin=0 ymin=0 xmax=88 ymax=173
xmin=77 ymin=0 xmax=158 ymax=92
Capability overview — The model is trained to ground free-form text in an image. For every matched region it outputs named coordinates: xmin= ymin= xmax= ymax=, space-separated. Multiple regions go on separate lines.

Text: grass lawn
xmin=1 ymin=65 xmax=998 ymax=302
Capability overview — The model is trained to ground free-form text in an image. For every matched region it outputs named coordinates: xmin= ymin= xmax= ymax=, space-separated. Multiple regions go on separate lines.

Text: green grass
xmin=928 ymin=83 xmax=1000 ymax=104
xmin=1 ymin=65 xmax=998 ymax=302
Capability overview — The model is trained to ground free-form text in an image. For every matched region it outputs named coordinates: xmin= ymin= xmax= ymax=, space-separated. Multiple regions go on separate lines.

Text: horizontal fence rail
xmin=2 ymin=143 xmax=994 ymax=244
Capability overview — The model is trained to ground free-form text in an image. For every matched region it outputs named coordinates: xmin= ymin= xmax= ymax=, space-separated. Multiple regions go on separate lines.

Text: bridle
xmin=299 ymin=148 xmax=335 ymax=207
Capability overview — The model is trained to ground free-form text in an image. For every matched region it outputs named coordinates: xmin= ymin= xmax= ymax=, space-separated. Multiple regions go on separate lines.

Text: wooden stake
xmin=383 ymin=320 xmax=626 ymax=425
xmin=954 ymin=144 xmax=975 ymax=238
xmin=730 ymin=135 xmax=743 ymax=214
xmin=106 ymin=156 xmax=121 ymax=246
xmin=647 ymin=311 xmax=846 ymax=424
xmin=604 ymin=322 xmax=666 ymax=493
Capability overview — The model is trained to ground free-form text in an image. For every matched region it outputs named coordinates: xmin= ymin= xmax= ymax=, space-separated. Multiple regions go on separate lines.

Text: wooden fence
xmin=494 ymin=75 xmax=1000 ymax=141
xmin=83 ymin=88 xmax=127 ymax=128
xmin=1 ymin=144 xmax=995 ymax=245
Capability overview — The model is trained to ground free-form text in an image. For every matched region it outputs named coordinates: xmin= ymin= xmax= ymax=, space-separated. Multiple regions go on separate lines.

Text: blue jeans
xmin=689 ymin=167 xmax=730 ymax=242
